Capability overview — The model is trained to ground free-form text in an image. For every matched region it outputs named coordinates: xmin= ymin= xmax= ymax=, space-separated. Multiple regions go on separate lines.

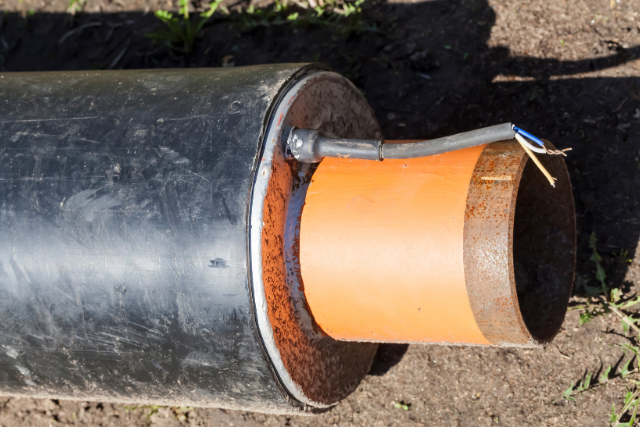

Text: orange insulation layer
xmin=300 ymin=143 xmax=490 ymax=345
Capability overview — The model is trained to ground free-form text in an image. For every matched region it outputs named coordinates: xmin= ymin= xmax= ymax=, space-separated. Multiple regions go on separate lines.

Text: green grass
xmin=392 ymin=400 xmax=409 ymax=410
xmin=67 ymin=0 xmax=87 ymax=14
xmin=565 ymin=232 xmax=640 ymax=425
xmin=146 ymin=0 xmax=226 ymax=54
xmin=147 ymin=0 xmax=374 ymax=55
xmin=237 ymin=0 xmax=373 ymax=35
xmin=571 ymin=232 xmax=640 ymax=330
xmin=611 ymin=386 xmax=640 ymax=426
xmin=124 ymin=404 xmax=161 ymax=421
xmin=68 ymin=0 xmax=372 ymax=55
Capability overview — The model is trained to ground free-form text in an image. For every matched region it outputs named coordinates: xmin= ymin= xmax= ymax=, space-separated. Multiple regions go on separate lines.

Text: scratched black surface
xmin=0 ymin=65 xmax=310 ymax=412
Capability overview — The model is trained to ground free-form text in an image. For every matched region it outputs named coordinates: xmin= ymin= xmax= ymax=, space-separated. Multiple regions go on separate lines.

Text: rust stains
xmin=261 ymin=152 xmax=377 ymax=406
xmin=463 ymin=141 xmax=576 ymax=347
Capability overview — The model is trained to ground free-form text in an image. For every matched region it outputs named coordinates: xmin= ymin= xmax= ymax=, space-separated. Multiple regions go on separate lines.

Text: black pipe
xmin=0 ymin=65 xmax=305 ymax=413
xmin=0 ymin=64 xmax=380 ymax=414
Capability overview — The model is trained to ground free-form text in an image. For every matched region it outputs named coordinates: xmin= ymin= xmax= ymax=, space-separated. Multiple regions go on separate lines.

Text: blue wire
xmin=513 ymin=126 xmax=545 ymax=147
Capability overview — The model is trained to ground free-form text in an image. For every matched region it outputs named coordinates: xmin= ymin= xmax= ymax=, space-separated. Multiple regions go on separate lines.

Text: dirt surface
xmin=1 ymin=0 xmax=640 ymax=425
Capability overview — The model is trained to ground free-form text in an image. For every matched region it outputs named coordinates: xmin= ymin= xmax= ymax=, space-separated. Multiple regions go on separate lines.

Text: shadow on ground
xmin=2 ymin=0 xmax=640 ymax=373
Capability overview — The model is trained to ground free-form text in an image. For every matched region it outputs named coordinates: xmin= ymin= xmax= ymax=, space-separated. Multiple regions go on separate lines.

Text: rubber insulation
xmin=382 ymin=122 xmax=515 ymax=159
xmin=289 ymin=123 xmax=517 ymax=162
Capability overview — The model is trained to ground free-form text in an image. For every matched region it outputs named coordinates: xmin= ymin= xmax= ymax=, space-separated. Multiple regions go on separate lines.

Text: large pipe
xmin=0 ymin=64 xmax=576 ymax=414
xmin=301 ymin=141 xmax=575 ymax=346
xmin=0 ymin=64 xmax=380 ymax=413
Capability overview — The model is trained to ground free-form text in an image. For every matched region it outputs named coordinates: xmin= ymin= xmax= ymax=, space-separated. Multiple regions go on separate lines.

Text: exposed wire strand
xmin=515 ymin=134 xmax=557 ymax=187
xmin=514 ymin=126 xmax=572 ymax=156
xmin=541 ymin=139 xmax=572 ymax=157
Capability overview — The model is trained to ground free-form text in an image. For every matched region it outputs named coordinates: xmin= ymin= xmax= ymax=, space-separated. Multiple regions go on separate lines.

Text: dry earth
xmin=1 ymin=0 xmax=640 ymax=425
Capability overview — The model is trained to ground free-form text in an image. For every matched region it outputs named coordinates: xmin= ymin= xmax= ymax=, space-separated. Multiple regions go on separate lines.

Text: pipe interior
xmin=513 ymin=156 xmax=575 ymax=342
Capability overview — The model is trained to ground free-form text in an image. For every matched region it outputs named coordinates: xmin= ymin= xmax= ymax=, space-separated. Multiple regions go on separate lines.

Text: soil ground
xmin=1 ymin=0 xmax=640 ymax=425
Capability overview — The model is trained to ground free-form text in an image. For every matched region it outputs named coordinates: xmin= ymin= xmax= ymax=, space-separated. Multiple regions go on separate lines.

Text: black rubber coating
xmin=381 ymin=122 xmax=515 ymax=159
xmin=316 ymin=136 xmax=381 ymax=161
xmin=0 ymin=65 xmax=320 ymax=412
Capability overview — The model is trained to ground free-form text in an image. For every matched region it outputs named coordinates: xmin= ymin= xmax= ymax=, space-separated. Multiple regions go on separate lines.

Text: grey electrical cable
xmin=288 ymin=123 xmax=516 ymax=163
xmin=382 ymin=122 xmax=515 ymax=159
xmin=288 ymin=128 xmax=381 ymax=163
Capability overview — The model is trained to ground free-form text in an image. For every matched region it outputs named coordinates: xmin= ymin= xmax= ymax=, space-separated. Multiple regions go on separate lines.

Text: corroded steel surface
xmin=256 ymin=71 xmax=379 ymax=407
xmin=463 ymin=141 xmax=576 ymax=347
